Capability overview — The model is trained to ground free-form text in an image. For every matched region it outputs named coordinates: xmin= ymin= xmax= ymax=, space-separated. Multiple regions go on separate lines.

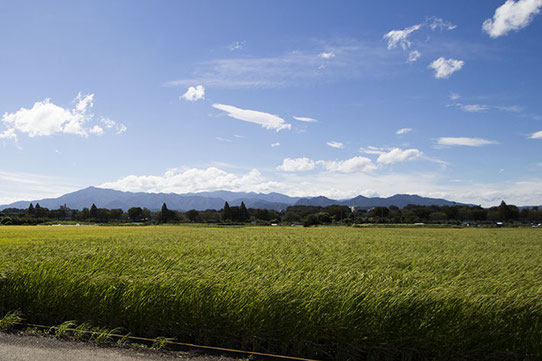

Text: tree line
xmin=1 ymin=200 xmax=541 ymax=226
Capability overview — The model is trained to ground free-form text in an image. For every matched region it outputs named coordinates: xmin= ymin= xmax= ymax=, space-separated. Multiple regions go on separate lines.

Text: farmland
xmin=0 ymin=226 xmax=540 ymax=360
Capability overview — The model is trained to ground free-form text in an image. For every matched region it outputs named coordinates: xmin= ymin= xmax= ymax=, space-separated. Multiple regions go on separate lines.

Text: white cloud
xmin=384 ymin=24 xmax=421 ymax=50
xmin=165 ymin=42 xmax=375 ymax=89
xmin=293 ymin=116 xmax=318 ymax=123
xmin=100 ymin=167 xmax=281 ymax=195
xmin=495 ymin=105 xmax=522 ymax=112
xmin=100 ymin=117 xmax=127 ymax=134
xmin=181 ymin=85 xmax=205 ymax=102
xmin=327 ymin=141 xmax=344 ymax=149
xmin=89 ymin=125 xmax=104 ymax=135
xmin=215 ymin=137 xmax=232 ymax=142
xmin=529 ymin=130 xmax=542 ymax=139
xmin=437 ymin=137 xmax=498 ymax=147
xmin=396 ymin=128 xmax=412 ymax=135
xmin=212 ymin=104 xmax=291 ymax=132
xmin=271 ymin=142 xmax=280 ymax=147
xmin=456 ymin=103 xmax=489 ymax=112
xmin=277 ymin=158 xmax=316 ymax=172
xmin=429 ymin=57 xmax=464 ymax=79
xmin=319 ymin=52 xmax=336 ymax=59
xmin=449 ymin=92 xmax=461 ymax=100
xmin=407 ymin=50 xmax=421 ymax=63
xmin=228 ymin=41 xmax=245 ymax=51
xmin=427 ymin=17 xmax=457 ymax=30
xmin=376 ymin=148 xmax=422 ymax=164
xmin=0 ymin=93 xmax=119 ymax=139
xmin=0 ymin=129 xmax=17 ymax=140
xmin=483 ymin=0 xmax=542 ymax=38
xmin=317 ymin=156 xmax=376 ymax=173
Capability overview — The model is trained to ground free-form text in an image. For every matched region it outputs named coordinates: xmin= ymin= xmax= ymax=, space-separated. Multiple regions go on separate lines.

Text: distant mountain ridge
xmin=0 ymin=186 xmax=469 ymax=212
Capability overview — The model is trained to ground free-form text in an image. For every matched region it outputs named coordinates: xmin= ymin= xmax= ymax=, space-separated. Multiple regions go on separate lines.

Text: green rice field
xmin=0 ymin=226 xmax=540 ymax=360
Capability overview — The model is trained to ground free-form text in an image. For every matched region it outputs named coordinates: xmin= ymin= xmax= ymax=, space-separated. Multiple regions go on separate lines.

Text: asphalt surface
xmin=0 ymin=332 xmax=240 ymax=361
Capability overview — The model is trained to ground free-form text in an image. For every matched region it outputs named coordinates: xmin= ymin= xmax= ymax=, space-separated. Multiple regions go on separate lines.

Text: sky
xmin=1 ymin=0 xmax=541 ymax=207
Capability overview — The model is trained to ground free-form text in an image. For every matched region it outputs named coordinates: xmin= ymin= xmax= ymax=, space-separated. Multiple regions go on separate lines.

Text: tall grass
xmin=0 ymin=226 xmax=540 ymax=360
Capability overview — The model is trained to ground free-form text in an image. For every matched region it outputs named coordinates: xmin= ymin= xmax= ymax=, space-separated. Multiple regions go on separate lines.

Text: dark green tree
xmin=28 ymin=203 xmax=35 ymax=216
xmin=128 ymin=207 xmax=143 ymax=222
xmin=239 ymin=201 xmax=250 ymax=222
xmin=185 ymin=209 xmax=199 ymax=222
xmin=160 ymin=203 xmax=173 ymax=223
xmin=222 ymin=201 xmax=232 ymax=221
xmin=89 ymin=204 xmax=98 ymax=219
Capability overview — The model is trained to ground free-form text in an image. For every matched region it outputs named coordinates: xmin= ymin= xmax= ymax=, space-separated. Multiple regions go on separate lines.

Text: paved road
xmin=0 ymin=332 xmax=239 ymax=361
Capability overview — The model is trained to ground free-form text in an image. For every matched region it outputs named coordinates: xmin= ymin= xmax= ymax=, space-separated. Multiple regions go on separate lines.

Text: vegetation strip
xmin=7 ymin=321 xmax=317 ymax=361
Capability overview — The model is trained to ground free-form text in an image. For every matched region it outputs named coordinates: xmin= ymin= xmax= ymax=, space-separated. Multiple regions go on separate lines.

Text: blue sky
xmin=1 ymin=0 xmax=541 ymax=206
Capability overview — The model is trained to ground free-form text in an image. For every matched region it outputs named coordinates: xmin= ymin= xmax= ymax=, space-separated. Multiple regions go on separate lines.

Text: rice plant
xmin=0 ymin=225 xmax=540 ymax=360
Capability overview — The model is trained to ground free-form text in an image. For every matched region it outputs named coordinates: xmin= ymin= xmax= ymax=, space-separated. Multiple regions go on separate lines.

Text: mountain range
xmin=0 ymin=187 xmax=468 ymax=212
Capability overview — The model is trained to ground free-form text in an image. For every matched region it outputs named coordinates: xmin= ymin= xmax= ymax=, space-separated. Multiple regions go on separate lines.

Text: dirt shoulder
xmin=0 ymin=332 xmax=240 ymax=361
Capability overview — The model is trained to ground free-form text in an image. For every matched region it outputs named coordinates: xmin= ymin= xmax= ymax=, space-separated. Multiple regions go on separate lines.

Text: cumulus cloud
xmin=384 ymin=24 xmax=422 ymax=50
xmin=0 ymin=93 xmax=122 ymax=139
xmin=376 ymin=148 xmax=423 ymax=164
xmin=213 ymin=104 xmax=291 ymax=132
xmin=529 ymin=130 xmax=542 ymax=139
xmin=276 ymin=158 xmax=316 ymax=172
xmin=181 ymin=85 xmax=205 ymax=102
xmin=437 ymin=137 xmax=498 ymax=147
xmin=429 ymin=57 xmax=464 ymax=79
xmin=317 ymin=156 xmax=376 ymax=173
xmin=89 ymin=125 xmax=104 ymax=135
xmin=407 ymin=50 xmax=421 ymax=63
xmin=0 ymin=129 xmax=17 ymax=140
xmin=100 ymin=167 xmax=282 ymax=194
xmin=396 ymin=128 xmax=412 ymax=135
xmin=293 ymin=116 xmax=318 ymax=123
xmin=319 ymin=52 xmax=336 ymax=59
xmin=327 ymin=141 xmax=344 ymax=149
xmin=483 ymin=0 xmax=542 ymax=38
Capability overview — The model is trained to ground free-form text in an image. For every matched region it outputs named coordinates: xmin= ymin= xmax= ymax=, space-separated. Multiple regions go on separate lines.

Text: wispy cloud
xmin=228 ymin=41 xmax=246 ymax=51
xmin=450 ymin=102 xmax=523 ymax=113
xmin=165 ymin=41 xmax=393 ymax=89
xmin=215 ymin=137 xmax=232 ymax=142
xmin=396 ymin=128 xmax=412 ymax=135
xmin=429 ymin=57 xmax=464 ymax=78
xmin=319 ymin=52 xmax=336 ymax=59
xmin=384 ymin=24 xmax=422 ymax=50
xmin=427 ymin=16 xmax=457 ymax=30
xmin=0 ymin=93 xmax=124 ymax=139
xmin=483 ymin=0 xmax=542 ymax=38
xmin=212 ymin=104 xmax=291 ymax=132
xmin=437 ymin=137 xmax=498 ymax=147
xmin=293 ymin=116 xmax=318 ymax=123
xmin=529 ymin=130 xmax=542 ymax=139
xmin=327 ymin=141 xmax=344 ymax=149
xmin=271 ymin=142 xmax=280 ymax=147
xmin=449 ymin=92 xmax=461 ymax=100
xmin=181 ymin=85 xmax=205 ymax=102
xmin=407 ymin=50 xmax=421 ymax=63
xmin=455 ymin=103 xmax=489 ymax=112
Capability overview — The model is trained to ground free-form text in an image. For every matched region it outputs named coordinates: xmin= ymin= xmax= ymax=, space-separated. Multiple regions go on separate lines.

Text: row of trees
xmin=1 ymin=201 xmax=541 ymax=226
